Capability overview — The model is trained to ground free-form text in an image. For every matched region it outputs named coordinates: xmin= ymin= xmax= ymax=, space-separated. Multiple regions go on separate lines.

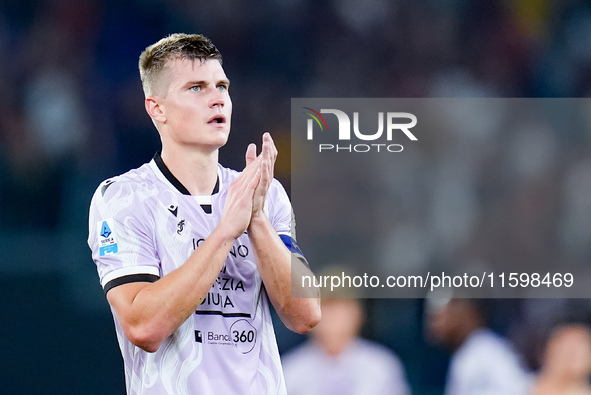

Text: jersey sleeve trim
xmin=104 ymin=274 xmax=159 ymax=294
xmin=101 ymin=265 xmax=160 ymax=293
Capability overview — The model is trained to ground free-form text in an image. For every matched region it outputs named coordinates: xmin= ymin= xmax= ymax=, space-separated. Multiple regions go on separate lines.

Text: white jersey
xmin=282 ymin=338 xmax=411 ymax=395
xmin=88 ymin=153 xmax=296 ymax=395
xmin=445 ymin=329 xmax=533 ymax=395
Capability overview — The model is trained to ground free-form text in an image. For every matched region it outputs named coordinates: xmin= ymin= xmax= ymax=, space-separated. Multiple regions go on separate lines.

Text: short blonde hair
xmin=139 ymin=33 xmax=222 ymax=96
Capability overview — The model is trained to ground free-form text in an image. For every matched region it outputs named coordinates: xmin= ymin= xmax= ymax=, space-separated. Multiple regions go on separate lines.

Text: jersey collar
xmin=153 ymin=152 xmax=220 ymax=196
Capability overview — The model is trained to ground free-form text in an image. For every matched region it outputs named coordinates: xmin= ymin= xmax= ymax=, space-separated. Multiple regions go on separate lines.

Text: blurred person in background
xmin=425 ymin=293 xmax=532 ymax=395
xmin=531 ymin=324 xmax=591 ymax=395
xmin=282 ymin=294 xmax=410 ymax=395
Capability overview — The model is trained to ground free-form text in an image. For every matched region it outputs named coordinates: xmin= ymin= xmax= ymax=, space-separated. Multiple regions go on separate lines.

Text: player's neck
xmin=160 ymin=145 xmax=219 ymax=196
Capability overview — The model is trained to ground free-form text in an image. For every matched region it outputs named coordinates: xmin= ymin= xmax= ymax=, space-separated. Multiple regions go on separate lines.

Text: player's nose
xmin=209 ymin=90 xmax=225 ymax=109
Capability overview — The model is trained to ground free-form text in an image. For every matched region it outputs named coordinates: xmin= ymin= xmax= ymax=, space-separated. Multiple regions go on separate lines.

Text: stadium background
xmin=2 ymin=0 xmax=591 ymax=393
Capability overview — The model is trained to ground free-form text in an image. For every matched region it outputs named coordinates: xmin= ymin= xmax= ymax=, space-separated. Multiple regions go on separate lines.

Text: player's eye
xmin=217 ymin=85 xmax=227 ymax=92
xmin=190 ymin=86 xmax=201 ymax=92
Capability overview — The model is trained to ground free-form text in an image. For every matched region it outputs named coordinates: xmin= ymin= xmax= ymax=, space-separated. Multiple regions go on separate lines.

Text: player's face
xmin=160 ymin=58 xmax=232 ymax=152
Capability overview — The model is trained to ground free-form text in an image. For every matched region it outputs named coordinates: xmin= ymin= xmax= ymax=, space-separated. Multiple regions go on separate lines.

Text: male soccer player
xmin=87 ymin=33 xmax=320 ymax=395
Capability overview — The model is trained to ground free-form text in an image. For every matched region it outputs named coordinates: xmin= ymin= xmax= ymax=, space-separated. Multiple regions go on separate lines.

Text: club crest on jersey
xmin=177 ymin=219 xmax=186 ymax=234
xmin=98 ymin=219 xmax=119 ymax=256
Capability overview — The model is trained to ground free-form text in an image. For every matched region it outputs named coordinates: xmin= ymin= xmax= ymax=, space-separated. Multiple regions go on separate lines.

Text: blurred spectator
xmin=425 ymin=294 xmax=532 ymax=395
xmin=282 ymin=297 xmax=410 ymax=395
xmin=531 ymin=324 xmax=591 ymax=395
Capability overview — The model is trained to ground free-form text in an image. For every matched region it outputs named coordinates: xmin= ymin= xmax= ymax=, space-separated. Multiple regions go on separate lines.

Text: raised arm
xmin=105 ymin=160 xmax=262 ymax=352
xmin=246 ymin=133 xmax=321 ymax=334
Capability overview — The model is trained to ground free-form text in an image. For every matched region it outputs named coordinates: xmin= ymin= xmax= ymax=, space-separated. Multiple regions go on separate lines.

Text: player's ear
xmin=145 ymin=96 xmax=166 ymax=123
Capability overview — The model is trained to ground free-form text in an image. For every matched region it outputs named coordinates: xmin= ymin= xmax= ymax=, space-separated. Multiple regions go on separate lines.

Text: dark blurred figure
xmin=282 ymin=297 xmax=410 ymax=395
xmin=531 ymin=324 xmax=591 ymax=395
xmin=425 ymin=294 xmax=532 ymax=395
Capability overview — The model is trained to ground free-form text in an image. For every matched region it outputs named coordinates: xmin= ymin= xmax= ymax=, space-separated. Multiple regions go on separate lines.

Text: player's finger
xmin=231 ymin=157 xmax=260 ymax=193
xmin=262 ymin=132 xmax=277 ymax=162
xmin=261 ymin=139 xmax=270 ymax=161
xmin=260 ymin=158 xmax=271 ymax=185
xmin=263 ymin=132 xmax=276 ymax=149
xmin=263 ymin=135 xmax=277 ymax=178
xmin=245 ymin=143 xmax=257 ymax=167
xmin=240 ymin=159 xmax=261 ymax=187
xmin=246 ymin=167 xmax=261 ymax=197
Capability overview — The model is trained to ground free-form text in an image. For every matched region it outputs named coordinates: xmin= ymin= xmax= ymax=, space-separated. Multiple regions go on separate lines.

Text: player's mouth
xmin=207 ymin=115 xmax=226 ymax=125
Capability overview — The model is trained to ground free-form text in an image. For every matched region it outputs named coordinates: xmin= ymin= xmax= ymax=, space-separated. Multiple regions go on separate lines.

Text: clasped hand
xmin=220 ymin=132 xmax=277 ymax=238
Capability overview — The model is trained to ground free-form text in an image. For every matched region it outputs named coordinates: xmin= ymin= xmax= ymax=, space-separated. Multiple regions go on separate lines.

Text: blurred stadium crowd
xmin=2 ymin=0 xmax=591 ymax=394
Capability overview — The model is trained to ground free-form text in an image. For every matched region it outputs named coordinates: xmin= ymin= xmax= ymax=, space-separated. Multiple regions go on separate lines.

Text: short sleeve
xmin=88 ymin=177 xmax=161 ymax=294
xmin=266 ymin=179 xmax=307 ymax=264
xmin=267 ymin=179 xmax=293 ymax=236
